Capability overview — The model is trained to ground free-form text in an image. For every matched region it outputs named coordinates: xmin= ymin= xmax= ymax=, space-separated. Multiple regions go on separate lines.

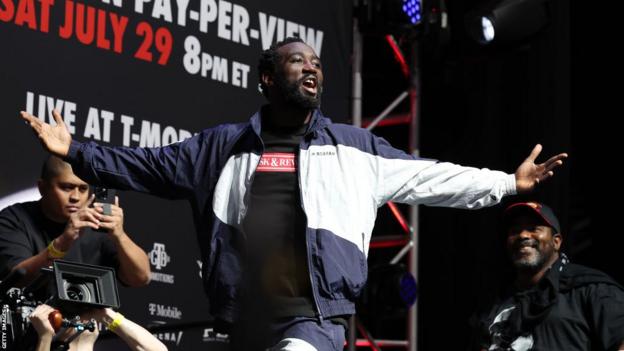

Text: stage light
xmin=466 ymin=0 xmax=550 ymax=45
xmin=481 ymin=17 xmax=495 ymax=43
xmin=357 ymin=0 xmax=423 ymax=34
xmin=401 ymin=0 xmax=422 ymax=25
xmin=359 ymin=263 xmax=418 ymax=319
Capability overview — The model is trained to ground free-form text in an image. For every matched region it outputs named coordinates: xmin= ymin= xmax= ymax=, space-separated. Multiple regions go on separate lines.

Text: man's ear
xmin=37 ymin=179 xmax=45 ymax=197
xmin=261 ymin=71 xmax=274 ymax=89
xmin=553 ymin=233 xmax=563 ymax=251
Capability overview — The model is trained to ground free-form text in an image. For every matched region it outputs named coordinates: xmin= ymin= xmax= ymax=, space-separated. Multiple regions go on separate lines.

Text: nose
xmin=69 ymin=188 xmax=80 ymax=202
xmin=302 ymin=60 xmax=318 ymax=74
xmin=517 ymin=229 xmax=534 ymax=239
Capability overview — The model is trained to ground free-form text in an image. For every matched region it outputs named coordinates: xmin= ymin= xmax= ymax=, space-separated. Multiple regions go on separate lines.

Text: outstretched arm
xmin=515 ymin=144 xmax=568 ymax=193
xmin=20 ymin=109 xmax=199 ymax=199
xmin=20 ymin=110 xmax=72 ymax=157
xmin=373 ymin=132 xmax=567 ymax=208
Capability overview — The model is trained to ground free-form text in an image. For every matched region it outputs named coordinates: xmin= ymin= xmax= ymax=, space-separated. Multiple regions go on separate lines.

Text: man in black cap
xmin=473 ymin=202 xmax=624 ymax=351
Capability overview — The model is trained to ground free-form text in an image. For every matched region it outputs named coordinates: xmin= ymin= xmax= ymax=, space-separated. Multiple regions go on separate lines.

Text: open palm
xmin=515 ymin=144 xmax=568 ymax=193
xmin=20 ymin=109 xmax=72 ymax=157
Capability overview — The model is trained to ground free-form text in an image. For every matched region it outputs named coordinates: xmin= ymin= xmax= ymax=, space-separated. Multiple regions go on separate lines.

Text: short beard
xmin=511 ymin=242 xmax=555 ymax=272
xmin=275 ymin=74 xmax=322 ymax=110
xmin=512 ymin=251 xmax=548 ymax=271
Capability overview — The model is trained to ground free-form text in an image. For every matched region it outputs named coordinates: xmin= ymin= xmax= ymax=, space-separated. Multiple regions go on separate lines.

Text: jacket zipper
xmin=242 ymin=134 xmax=263 ymax=229
xmin=298 ymin=138 xmax=323 ymax=321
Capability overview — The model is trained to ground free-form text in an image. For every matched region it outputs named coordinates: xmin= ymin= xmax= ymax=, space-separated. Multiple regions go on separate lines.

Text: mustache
xmin=299 ymin=74 xmax=317 ymax=83
xmin=298 ymin=74 xmax=321 ymax=90
xmin=513 ymin=238 xmax=538 ymax=250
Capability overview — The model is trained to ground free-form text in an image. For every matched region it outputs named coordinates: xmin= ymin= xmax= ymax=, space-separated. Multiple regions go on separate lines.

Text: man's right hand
xmin=55 ymin=195 xmax=102 ymax=251
xmin=20 ymin=109 xmax=72 ymax=157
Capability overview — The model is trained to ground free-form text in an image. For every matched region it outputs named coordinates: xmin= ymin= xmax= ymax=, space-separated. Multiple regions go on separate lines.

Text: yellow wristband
xmin=107 ymin=312 xmax=125 ymax=332
xmin=47 ymin=240 xmax=66 ymax=259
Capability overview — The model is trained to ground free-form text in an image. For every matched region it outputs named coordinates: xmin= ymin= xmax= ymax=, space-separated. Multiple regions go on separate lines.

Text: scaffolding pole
xmin=349 ymin=17 xmax=363 ymax=351
xmin=407 ymin=36 xmax=421 ymax=351
xmin=350 ymin=19 xmax=421 ymax=351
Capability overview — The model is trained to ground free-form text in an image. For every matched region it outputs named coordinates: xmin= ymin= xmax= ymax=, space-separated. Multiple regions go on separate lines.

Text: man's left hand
xmin=95 ymin=196 xmax=126 ymax=239
xmin=515 ymin=144 xmax=568 ymax=193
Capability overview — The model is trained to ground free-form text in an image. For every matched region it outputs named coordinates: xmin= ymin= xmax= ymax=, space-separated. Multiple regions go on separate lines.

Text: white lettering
xmin=134 ymin=0 xmax=150 ymax=14
xmin=83 ymin=107 xmax=102 ymax=140
xmin=258 ymin=12 xmax=276 ymax=50
xmin=148 ymin=304 xmax=182 ymax=319
xmin=231 ymin=61 xmax=249 ymax=88
xmin=162 ymin=126 xmax=177 ymax=145
xmin=231 ymin=3 xmax=249 ymax=45
xmin=150 ymin=272 xmax=175 ymax=283
xmin=121 ymin=114 xmax=135 ymax=146
xmin=176 ymin=0 xmax=190 ymax=26
xmin=100 ymin=0 xmax=123 ymax=7
xmin=152 ymin=0 xmax=173 ymax=23
xmin=198 ymin=0 xmax=218 ymax=33
xmin=140 ymin=120 xmax=161 ymax=147
xmin=26 ymin=91 xmax=34 ymax=115
xmin=100 ymin=110 xmax=115 ymax=142
xmin=257 ymin=13 xmax=324 ymax=55
xmin=212 ymin=56 xmax=228 ymax=83
xmin=26 ymin=92 xmax=76 ymax=134
xmin=286 ymin=20 xmax=298 ymax=38
xmin=217 ymin=0 xmax=232 ymax=40
xmin=300 ymin=26 xmax=324 ymax=56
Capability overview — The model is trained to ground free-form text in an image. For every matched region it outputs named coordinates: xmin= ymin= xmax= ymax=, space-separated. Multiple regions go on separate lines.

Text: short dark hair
xmin=257 ymin=36 xmax=305 ymax=97
xmin=40 ymin=155 xmax=72 ymax=181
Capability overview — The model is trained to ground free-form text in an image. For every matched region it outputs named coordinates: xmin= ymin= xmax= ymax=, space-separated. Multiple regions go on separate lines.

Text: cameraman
xmin=0 ymin=156 xmax=150 ymax=289
xmin=29 ymin=304 xmax=167 ymax=351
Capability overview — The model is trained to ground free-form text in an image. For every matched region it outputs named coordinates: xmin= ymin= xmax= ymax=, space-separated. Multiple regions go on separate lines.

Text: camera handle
xmin=51 ymin=316 xmax=96 ymax=350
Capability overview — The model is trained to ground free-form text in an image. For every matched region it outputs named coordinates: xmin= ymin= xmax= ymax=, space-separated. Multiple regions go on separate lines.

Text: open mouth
xmin=515 ymin=241 xmax=538 ymax=254
xmin=301 ymin=76 xmax=318 ymax=95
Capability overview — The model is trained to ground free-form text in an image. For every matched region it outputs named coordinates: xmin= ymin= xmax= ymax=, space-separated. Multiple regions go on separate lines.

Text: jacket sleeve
xmin=373 ymin=135 xmax=516 ymax=209
xmin=65 ymin=132 xmax=208 ymax=199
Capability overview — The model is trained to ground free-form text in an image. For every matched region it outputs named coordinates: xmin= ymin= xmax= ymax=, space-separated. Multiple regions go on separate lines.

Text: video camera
xmin=0 ymin=260 xmax=120 ymax=350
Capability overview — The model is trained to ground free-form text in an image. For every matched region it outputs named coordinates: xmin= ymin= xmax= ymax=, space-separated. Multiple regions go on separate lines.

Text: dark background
xmin=1 ymin=0 xmax=615 ymax=349
xmin=359 ymin=0 xmax=616 ymax=349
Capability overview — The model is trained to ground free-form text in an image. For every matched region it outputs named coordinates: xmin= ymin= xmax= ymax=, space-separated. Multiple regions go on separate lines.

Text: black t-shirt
xmin=0 ymin=201 xmax=119 ymax=298
xmin=480 ymin=275 xmax=624 ymax=350
xmin=242 ymin=119 xmax=315 ymax=318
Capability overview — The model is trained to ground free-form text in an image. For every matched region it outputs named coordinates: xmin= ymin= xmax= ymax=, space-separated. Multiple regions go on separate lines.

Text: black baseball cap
xmin=503 ymin=202 xmax=561 ymax=234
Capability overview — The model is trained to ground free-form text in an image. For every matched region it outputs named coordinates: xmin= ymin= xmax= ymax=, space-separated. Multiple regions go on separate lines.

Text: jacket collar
xmin=249 ymin=106 xmax=330 ymax=137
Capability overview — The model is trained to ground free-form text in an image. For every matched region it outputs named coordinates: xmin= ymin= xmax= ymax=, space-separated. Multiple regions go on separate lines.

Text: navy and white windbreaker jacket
xmin=66 ymin=108 xmax=516 ymax=322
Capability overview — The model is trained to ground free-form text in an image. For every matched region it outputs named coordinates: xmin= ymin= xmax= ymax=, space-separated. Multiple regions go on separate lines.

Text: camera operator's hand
xmin=54 ymin=195 xmax=101 ymax=252
xmin=94 ymin=196 xmax=125 ymax=239
xmin=30 ymin=304 xmax=60 ymax=351
xmin=29 ymin=304 xmax=56 ymax=338
xmin=73 ymin=318 xmax=99 ymax=349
